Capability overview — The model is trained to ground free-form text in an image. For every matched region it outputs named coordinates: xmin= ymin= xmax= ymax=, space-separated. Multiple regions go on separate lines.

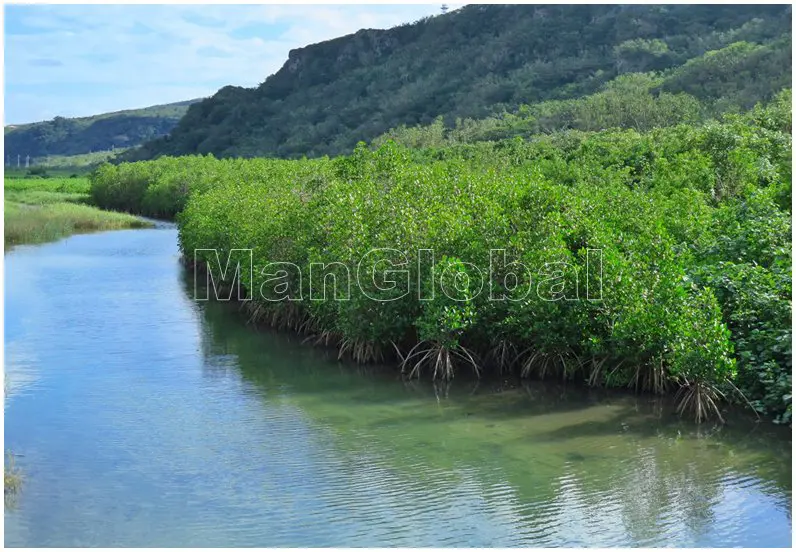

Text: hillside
xmin=129 ymin=4 xmax=791 ymax=160
xmin=4 ymin=99 xmax=202 ymax=161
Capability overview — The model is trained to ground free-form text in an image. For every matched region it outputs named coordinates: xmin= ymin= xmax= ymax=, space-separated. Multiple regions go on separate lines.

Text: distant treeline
xmin=4 ymin=100 xmax=201 ymax=159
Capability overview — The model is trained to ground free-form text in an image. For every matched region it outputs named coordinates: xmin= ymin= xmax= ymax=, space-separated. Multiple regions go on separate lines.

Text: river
xmin=4 ymin=226 xmax=792 ymax=547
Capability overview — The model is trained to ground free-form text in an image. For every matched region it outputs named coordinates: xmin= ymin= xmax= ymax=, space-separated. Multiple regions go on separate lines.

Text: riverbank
xmin=4 ymin=177 xmax=151 ymax=248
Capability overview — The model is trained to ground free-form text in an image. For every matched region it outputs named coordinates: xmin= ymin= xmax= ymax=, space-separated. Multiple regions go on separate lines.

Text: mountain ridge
xmin=4 ymin=99 xmax=203 ymax=160
xmin=128 ymin=4 xmax=790 ymax=160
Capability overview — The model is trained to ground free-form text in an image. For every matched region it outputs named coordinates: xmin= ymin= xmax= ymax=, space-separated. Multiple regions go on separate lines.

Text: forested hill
xmin=4 ymin=99 xmax=202 ymax=160
xmin=129 ymin=4 xmax=792 ymax=160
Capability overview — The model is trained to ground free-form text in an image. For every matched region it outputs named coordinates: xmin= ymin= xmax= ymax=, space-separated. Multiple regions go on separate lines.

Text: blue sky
xmin=4 ymin=4 xmax=457 ymax=124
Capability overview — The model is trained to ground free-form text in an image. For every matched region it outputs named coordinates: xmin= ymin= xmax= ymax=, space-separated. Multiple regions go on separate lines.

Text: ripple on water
xmin=3 ymin=228 xmax=792 ymax=547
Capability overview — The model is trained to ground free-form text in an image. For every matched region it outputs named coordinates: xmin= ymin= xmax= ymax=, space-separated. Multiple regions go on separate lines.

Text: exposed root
xmin=725 ymin=377 xmax=762 ymax=420
xmin=675 ymin=379 xmax=726 ymax=424
xmin=244 ymin=302 xmax=266 ymax=325
xmin=584 ymin=356 xmax=611 ymax=387
xmin=433 ymin=379 xmax=451 ymax=402
xmin=389 ymin=340 xmax=406 ymax=364
xmin=485 ymin=339 xmax=517 ymax=375
xmin=338 ymin=338 xmax=384 ymax=364
xmin=400 ymin=340 xmax=482 ymax=380
xmin=240 ymin=301 xmax=313 ymax=335
xmin=296 ymin=314 xmax=318 ymax=335
xmin=281 ymin=303 xmax=306 ymax=331
xmin=301 ymin=329 xmax=342 ymax=348
xmin=629 ymin=356 xmax=669 ymax=394
xmin=517 ymin=347 xmax=577 ymax=380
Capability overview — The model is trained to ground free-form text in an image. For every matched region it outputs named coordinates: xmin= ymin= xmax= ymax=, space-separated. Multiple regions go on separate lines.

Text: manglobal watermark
xmin=193 ymin=248 xmax=603 ymax=303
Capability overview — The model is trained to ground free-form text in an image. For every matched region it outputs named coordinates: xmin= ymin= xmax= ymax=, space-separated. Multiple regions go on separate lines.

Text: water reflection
xmin=3 ymin=228 xmax=792 ymax=547
xmin=194 ymin=291 xmax=792 ymax=547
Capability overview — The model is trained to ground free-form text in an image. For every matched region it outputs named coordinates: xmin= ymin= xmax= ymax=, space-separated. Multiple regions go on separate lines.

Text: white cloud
xmin=5 ymin=4 xmax=464 ymax=124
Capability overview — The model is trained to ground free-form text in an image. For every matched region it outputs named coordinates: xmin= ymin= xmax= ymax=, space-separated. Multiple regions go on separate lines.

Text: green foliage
xmin=688 ymin=185 xmax=792 ymax=422
xmin=37 ymin=150 xmax=130 ymax=171
xmin=100 ymin=93 xmax=792 ymax=422
xmin=614 ymin=38 xmax=671 ymax=73
xmin=660 ymin=38 xmax=792 ymax=112
xmin=26 ymin=166 xmax=49 ymax=178
xmin=374 ymin=51 xmax=793 ymax=149
xmin=90 ymin=154 xmax=237 ymax=219
xmin=131 ymin=5 xmax=790 ymax=160
xmin=4 ymin=176 xmax=90 ymax=196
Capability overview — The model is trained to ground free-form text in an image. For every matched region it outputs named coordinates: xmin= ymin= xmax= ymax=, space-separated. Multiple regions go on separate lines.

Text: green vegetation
xmin=39 ymin=5 xmax=788 ymax=424
xmin=3 ymin=150 xmax=129 ymax=179
xmin=4 ymin=99 xmax=201 ymax=160
xmin=4 ymin=175 xmax=91 ymax=198
xmin=4 ymin=452 xmax=21 ymax=501
xmin=37 ymin=150 xmax=130 ymax=170
xmin=4 ymin=176 xmax=151 ymax=248
xmin=89 ymin=90 xmax=792 ymax=424
xmin=374 ymin=55 xmax=788 ymax=147
xmin=128 ymin=4 xmax=790 ymax=160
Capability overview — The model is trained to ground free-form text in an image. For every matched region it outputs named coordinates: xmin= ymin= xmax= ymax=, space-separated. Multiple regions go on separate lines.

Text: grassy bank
xmin=4 ymin=176 xmax=151 ymax=248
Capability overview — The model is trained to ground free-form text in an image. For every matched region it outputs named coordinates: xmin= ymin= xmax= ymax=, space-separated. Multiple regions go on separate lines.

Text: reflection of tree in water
xmin=619 ymin=449 xmax=674 ymax=544
xmin=187 ymin=274 xmax=790 ymax=546
xmin=4 ymin=462 xmax=22 ymax=509
xmin=530 ymin=444 xmax=727 ymax=546
xmin=618 ymin=446 xmax=721 ymax=545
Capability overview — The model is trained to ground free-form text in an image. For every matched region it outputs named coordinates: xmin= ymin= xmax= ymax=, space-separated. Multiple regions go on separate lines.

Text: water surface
xmin=4 ymin=228 xmax=792 ymax=547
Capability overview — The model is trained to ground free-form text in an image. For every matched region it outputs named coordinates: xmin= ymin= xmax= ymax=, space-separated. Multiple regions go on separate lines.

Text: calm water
xmin=4 ymin=227 xmax=792 ymax=547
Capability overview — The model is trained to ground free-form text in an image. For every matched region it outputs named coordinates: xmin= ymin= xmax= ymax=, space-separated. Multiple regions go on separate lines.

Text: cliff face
xmin=285 ymin=29 xmax=403 ymax=75
xmin=260 ymin=27 xmax=410 ymax=103
xmin=130 ymin=4 xmax=791 ymax=160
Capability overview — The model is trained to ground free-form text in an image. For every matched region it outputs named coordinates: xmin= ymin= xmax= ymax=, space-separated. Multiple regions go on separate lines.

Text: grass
xmin=4 ymin=177 xmax=152 ymax=248
xmin=4 ymin=176 xmax=91 ymax=194
xmin=4 ymin=176 xmax=91 ymax=206
xmin=5 ymin=167 xmax=91 ymax=178
xmin=4 ymin=150 xmax=128 ymax=178
xmin=5 ymin=190 xmax=90 ymax=205
xmin=37 ymin=149 xmax=128 ymax=169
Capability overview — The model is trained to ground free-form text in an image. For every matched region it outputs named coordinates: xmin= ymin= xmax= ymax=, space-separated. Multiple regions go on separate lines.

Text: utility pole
xmin=441 ymin=4 xmax=449 ymax=14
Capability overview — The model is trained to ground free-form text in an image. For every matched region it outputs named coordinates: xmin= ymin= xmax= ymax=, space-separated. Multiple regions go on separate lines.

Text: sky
xmin=4 ymin=4 xmax=458 ymax=124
